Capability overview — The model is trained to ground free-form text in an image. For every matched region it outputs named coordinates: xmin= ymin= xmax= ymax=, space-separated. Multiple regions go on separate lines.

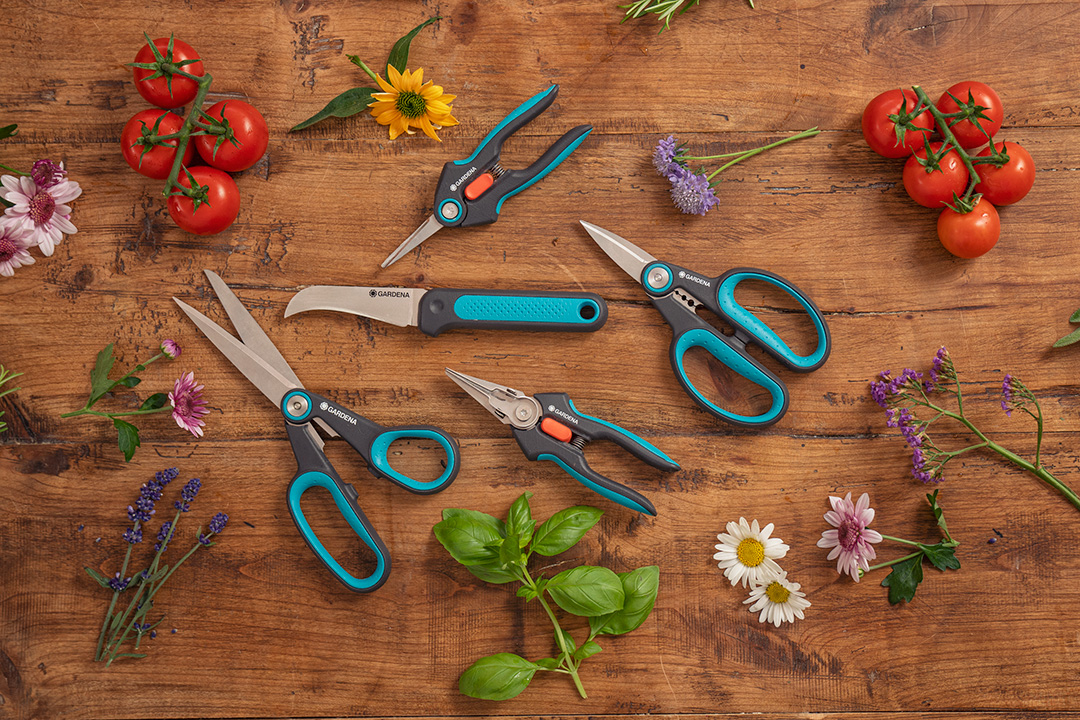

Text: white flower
xmin=713 ymin=517 xmax=789 ymax=588
xmin=744 ymin=571 xmax=811 ymax=627
xmin=0 ymin=171 xmax=81 ymax=256
xmin=0 ymin=221 xmax=35 ymax=277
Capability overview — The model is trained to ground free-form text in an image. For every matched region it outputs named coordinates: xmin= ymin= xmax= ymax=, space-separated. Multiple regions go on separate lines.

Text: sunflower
xmin=368 ymin=66 xmax=458 ymax=141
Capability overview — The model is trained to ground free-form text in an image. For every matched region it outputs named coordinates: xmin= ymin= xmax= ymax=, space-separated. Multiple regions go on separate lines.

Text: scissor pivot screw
xmin=647 ymin=266 xmax=671 ymax=290
xmin=290 ymin=395 xmax=309 ymax=416
xmin=440 ymin=203 xmax=460 ymax=221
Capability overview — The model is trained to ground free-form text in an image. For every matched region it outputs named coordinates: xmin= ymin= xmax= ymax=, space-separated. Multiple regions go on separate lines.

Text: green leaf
xmin=87 ymin=344 xmax=116 ymax=405
xmin=386 ymin=16 xmax=441 ymax=75
xmin=433 ymin=515 xmax=503 ymax=566
xmin=442 ymin=508 xmax=506 ymax=536
xmin=499 ymin=531 xmax=523 ymax=569
xmin=516 ymin=585 xmax=538 ymax=600
xmin=507 ymin=492 xmax=534 ymax=548
xmin=925 ymin=490 xmax=950 ymax=537
xmin=0 ymin=123 xmax=16 ymax=140
xmin=1070 ymin=306 xmax=1080 ymax=323
xmin=554 ymin=626 xmax=576 ymax=655
xmin=84 ymin=567 xmax=113 ymax=589
xmin=114 ymin=419 xmax=141 ymax=462
xmin=139 ymin=392 xmax=168 ymax=411
xmin=589 ymin=565 xmax=660 ymax=636
xmin=881 ymin=553 xmax=924 ymax=604
xmin=118 ymin=376 xmax=141 ymax=388
xmin=289 ymin=87 xmax=376 ymax=132
xmin=919 ymin=542 xmax=961 ymax=571
xmin=573 ymin=640 xmax=602 ymax=661
xmin=1053 ymin=326 xmax=1080 ymax=348
xmin=458 ymin=653 xmax=538 ymax=701
xmin=546 ymin=565 xmax=625 ymax=617
xmin=534 ymin=657 xmax=559 ymax=670
xmin=462 ymin=559 xmax=520 ymax=585
xmin=531 ymin=506 xmax=603 ymax=556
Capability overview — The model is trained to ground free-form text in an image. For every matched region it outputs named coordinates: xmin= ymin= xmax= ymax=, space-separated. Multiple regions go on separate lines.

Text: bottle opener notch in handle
xmin=417 ymin=288 xmax=608 ymax=336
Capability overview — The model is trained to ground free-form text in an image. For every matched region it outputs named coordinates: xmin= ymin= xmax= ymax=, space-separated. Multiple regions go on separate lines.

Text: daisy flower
xmin=817 ymin=492 xmax=882 ymax=581
xmin=168 ymin=371 xmax=209 ymax=438
xmin=713 ymin=517 xmax=789 ymax=588
xmin=0 ymin=222 xmax=35 ymax=277
xmin=0 ymin=170 xmax=81 ymax=256
xmin=368 ymin=66 xmax=459 ymax=141
xmin=744 ymin=571 xmax=811 ymax=627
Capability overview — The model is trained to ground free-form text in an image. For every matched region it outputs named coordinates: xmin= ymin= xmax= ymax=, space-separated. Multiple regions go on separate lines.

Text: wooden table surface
xmin=3 ymin=0 xmax=1080 ymax=718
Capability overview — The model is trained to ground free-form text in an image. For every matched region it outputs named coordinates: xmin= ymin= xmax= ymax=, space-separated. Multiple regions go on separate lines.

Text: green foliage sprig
xmin=1052 ymin=306 xmax=1080 ymax=347
xmin=434 ymin=493 xmax=659 ymax=700
xmin=870 ymin=491 xmax=960 ymax=604
xmin=0 ymin=365 xmax=23 ymax=433
xmin=620 ymin=0 xmax=755 ymax=34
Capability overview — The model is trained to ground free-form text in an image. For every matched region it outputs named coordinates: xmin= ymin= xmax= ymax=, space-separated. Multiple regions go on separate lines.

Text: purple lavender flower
xmin=29 ymin=159 xmax=67 ymax=188
xmin=156 ymin=467 xmax=179 ymax=487
xmin=109 ymin=572 xmax=131 ymax=591
xmin=668 ymin=166 xmax=719 ymax=216
xmin=1001 ymin=374 xmax=1014 ymax=416
xmin=653 ymin=135 xmax=680 ymax=176
xmin=175 ymin=478 xmax=201 ymax=512
xmin=123 ymin=526 xmax=143 ymax=544
xmin=199 ymin=512 xmax=229 ymax=545
xmin=155 ymin=521 xmax=173 ymax=552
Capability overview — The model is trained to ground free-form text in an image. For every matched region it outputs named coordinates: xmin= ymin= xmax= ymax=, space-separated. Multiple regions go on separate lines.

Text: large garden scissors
xmin=580 ymin=222 xmax=831 ymax=427
xmin=175 ymin=270 xmax=460 ymax=592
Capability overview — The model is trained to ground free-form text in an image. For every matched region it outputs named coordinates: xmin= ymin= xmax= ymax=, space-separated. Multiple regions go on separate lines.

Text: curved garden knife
xmin=285 ymin=286 xmax=607 ymax=335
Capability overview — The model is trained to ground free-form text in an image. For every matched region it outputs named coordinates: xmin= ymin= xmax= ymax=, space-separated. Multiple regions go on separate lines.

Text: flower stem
xmin=0 ymin=162 xmax=27 ymax=176
xmin=863 ymin=550 xmax=922 ymax=574
xmin=60 ymin=407 xmax=170 ymax=420
xmin=705 ymin=127 xmax=819 ymax=182
xmin=878 ymin=534 xmax=922 ymax=547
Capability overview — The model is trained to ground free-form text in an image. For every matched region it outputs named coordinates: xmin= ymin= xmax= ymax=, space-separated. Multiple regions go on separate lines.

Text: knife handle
xmin=417 ymin=288 xmax=608 ymax=336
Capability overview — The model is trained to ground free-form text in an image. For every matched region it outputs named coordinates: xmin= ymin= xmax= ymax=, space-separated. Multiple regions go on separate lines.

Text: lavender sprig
xmin=870 ymin=347 xmax=1080 ymax=511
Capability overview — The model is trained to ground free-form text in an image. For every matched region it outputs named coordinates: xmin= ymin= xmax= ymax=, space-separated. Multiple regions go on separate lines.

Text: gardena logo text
xmin=369 ymin=289 xmax=411 ymax=298
xmin=323 ymin=403 xmax=358 ymax=425
xmin=679 ymin=270 xmax=711 ymax=288
xmin=449 ymin=166 xmax=477 ymax=191
xmin=547 ymin=405 xmax=579 ymax=425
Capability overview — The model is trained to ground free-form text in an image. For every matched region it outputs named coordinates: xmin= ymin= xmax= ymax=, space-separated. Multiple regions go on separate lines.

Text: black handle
xmin=416 ymin=288 xmax=608 ymax=336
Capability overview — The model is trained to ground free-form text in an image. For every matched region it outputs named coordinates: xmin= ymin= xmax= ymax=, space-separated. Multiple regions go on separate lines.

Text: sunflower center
xmin=838 ymin=519 xmax=861 ymax=551
xmin=736 ymin=538 xmax=765 ymax=567
xmin=0 ymin=236 xmax=16 ymax=263
xmin=395 ymin=91 xmax=428 ymax=119
xmin=765 ymin=581 xmax=790 ymax=604
xmin=29 ymin=191 xmax=55 ymax=224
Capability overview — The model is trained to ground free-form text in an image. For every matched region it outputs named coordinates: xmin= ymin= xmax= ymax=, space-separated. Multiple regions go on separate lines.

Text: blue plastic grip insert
xmin=287 ymin=471 xmax=387 ymax=592
xmin=537 ymin=453 xmax=653 ymax=515
xmin=495 ymin=127 xmax=592 ymax=214
xmin=453 ymin=86 xmax=557 ymax=168
xmin=673 ymin=328 xmax=786 ymax=425
xmin=716 ymin=272 xmax=829 ymax=370
xmin=453 ymin=295 xmax=601 ymax=325
xmin=369 ymin=429 xmax=457 ymax=492
xmin=566 ymin=399 xmax=678 ymax=468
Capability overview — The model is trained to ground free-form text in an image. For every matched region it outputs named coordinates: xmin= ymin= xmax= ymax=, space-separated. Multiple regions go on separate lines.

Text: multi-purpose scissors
xmin=175 ymin=270 xmax=461 ymax=592
xmin=381 ymin=85 xmax=592 ymax=267
xmin=580 ymin=221 xmax=831 ymax=427
xmin=445 ymin=368 xmax=679 ymax=515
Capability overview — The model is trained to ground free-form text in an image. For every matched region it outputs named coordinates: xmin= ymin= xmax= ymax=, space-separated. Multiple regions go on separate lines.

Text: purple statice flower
xmin=175 ymin=477 xmax=201 ymax=512
xmin=929 ymin=346 xmax=949 ymax=386
xmin=1001 ymin=374 xmax=1014 ymax=416
xmin=109 ymin=572 xmax=131 ymax=591
xmin=911 ymin=446 xmax=936 ymax=483
xmin=155 ymin=521 xmax=173 ymax=552
xmin=668 ymin=166 xmax=719 ymax=216
xmin=29 ymin=159 xmax=67 ymax=188
xmin=199 ymin=512 xmax=229 ymax=545
xmin=653 ymin=135 xmax=680 ymax=176
xmin=160 ymin=339 xmax=181 ymax=360
xmin=123 ymin=526 xmax=143 ymax=544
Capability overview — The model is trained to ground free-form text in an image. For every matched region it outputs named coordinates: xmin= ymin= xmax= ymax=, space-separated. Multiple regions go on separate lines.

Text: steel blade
xmin=284 ymin=286 xmax=425 ymax=327
xmin=579 ymin=221 xmax=657 ymax=286
xmin=380 ymin=214 xmax=443 ymax=268
xmin=445 ymin=368 xmax=512 ymax=425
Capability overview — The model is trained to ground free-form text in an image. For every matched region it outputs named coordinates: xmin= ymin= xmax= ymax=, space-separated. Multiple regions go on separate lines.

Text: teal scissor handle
xmin=367 ymin=426 xmax=460 ymax=493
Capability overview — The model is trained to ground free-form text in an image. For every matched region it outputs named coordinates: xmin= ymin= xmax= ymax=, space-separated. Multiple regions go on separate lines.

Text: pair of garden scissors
xmin=380 ymin=84 xmax=593 ymax=267
xmin=175 ymin=270 xmax=460 ymax=593
xmin=445 ymin=368 xmax=680 ymax=516
xmin=580 ymin=222 xmax=831 ymax=427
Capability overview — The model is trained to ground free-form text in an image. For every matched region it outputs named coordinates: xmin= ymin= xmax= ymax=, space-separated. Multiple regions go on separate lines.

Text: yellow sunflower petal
xmin=435 ymin=113 xmax=459 ymax=127
xmin=387 ymin=65 xmax=405 ymax=90
xmin=373 ymin=108 xmax=398 ymax=126
xmin=390 ymin=113 xmax=410 ymax=139
xmin=409 ymin=67 xmax=424 ymax=91
xmin=425 ymin=100 xmax=452 ymax=117
xmin=370 ymin=92 xmax=396 ymax=102
xmin=416 ymin=115 xmax=441 ymax=141
xmin=368 ymin=100 xmax=396 ymax=113
xmin=437 ymin=93 xmax=457 ymax=104
xmin=375 ymin=73 xmax=398 ymax=94
xmin=420 ymin=84 xmax=443 ymax=100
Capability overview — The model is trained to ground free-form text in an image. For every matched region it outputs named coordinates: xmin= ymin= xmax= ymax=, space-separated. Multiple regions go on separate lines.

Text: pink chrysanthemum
xmin=160 ymin=339 xmax=181 ymax=359
xmin=0 ymin=222 xmax=35 ymax=277
xmin=817 ymin=492 xmax=882 ymax=582
xmin=168 ymin=371 xmax=209 ymax=438
xmin=0 ymin=171 xmax=81 ymax=256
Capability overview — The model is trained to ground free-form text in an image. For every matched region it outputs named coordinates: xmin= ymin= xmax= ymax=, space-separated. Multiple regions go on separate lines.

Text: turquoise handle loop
xmin=716 ymin=271 xmax=829 ymax=370
xmin=369 ymin=429 xmax=457 ymax=492
xmin=453 ymin=295 xmax=601 ymax=324
xmin=286 ymin=471 xmax=387 ymax=592
xmin=672 ymin=328 xmax=787 ymax=425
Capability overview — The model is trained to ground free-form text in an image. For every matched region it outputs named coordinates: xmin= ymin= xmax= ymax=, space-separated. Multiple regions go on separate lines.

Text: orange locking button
xmin=464 ymin=172 xmax=494 ymax=200
xmin=540 ymin=417 xmax=574 ymax=443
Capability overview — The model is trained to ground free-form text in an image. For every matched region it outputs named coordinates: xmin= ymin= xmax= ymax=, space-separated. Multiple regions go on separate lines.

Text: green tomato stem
xmin=162 ymin=73 xmax=215 ymax=200
xmin=911 ymin=85 xmax=982 ymax=204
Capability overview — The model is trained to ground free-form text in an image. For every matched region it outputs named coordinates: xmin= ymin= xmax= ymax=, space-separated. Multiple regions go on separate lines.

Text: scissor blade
xmin=444 ymin=368 xmax=514 ymax=426
xmin=284 ymin=286 xmax=425 ymax=326
xmin=579 ymin=221 xmax=657 ymax=286
xmin=381 ymin=214 xmax=443 ymax=268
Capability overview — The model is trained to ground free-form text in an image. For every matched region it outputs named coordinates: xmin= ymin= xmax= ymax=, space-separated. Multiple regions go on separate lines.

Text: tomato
xmin=132 ymin=37 xmax=205 ymax=109
xmin=937 ymin=197 xmax=1000 ymax=259
xmin=935 ymin=81 xmax=1003 ymax=149
xmin=862 ymin=89 xmax=934 ymax=158
xmin=120 ymin=110 xmax=193 ymax=179
xmin=902 ymin=142 xmax=969 ymax=208
xmin=168 ymin=167 xmax=240 ymax=235
xmin=194 ymin=100 xmax=269 ymax=172
xmin=974 ymin=141 xmax=1035 ymax=206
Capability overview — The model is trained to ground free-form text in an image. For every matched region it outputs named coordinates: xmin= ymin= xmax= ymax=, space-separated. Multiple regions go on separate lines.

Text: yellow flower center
xmin=736 ymin=538 xmax=765 ymax=567
xmin=765 ymin=581 xmax=790 ymax=604
xmin=395 ymin=91 xmax=428 ymax=119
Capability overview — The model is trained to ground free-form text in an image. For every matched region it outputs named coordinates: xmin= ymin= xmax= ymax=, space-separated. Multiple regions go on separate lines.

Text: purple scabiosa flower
xmin=123 ymin=526 xmax=143 ymax=544
xmin=668 ymin=165 xmax=719 ymax=216
xmin=1001 ymin=374 xmax=1014 ymax=416
xmin=29 ymin=159 xmax=67 ymax=188
xmin=109 ymin=572 xmax=131 ymax=591
xmin=155 ymin=521 xmax=173 ymax=552
xmin=168 ymin=371 xmax=209 ymax=438
xmin=175 ymin=477 xmax=201 ymax=512
xmin=160 ymin=339 xmax=181 ymax=360
xmin=653 ymin=135 xmax=680 ymax=176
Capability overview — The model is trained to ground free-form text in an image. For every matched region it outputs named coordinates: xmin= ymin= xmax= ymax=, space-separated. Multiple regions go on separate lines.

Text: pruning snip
xmin=381 ymin=84 xmax=592 ymax=267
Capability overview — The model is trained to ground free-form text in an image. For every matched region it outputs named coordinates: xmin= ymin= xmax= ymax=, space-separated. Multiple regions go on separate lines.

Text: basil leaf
xmin=589 ymin=565 xmax=659 ymax=636
xmin=442 ymin=507 xmax=506 ymax=536
xmin=113 ymin=419 xmax=141 ymax=462
xmin=289 ymin=87 xmax=376 ymax=132
xmin=84 ymin=567 xmax=112 ymax=589
xmin=465 ymin=561 xmax=520 ymax=585
xmin=546 ymin=565 xmax=624 ymax=617
xmin=386 ymin=16 xmax=440 ymax=75
xmin=499 ymin=531 xmax=524 ymax=569
xmin=458 ymin=653 xmax=537 ymax=701
xmin=507 ymin=491 xmax=534 ymax=547
xmin=88 ymin=344 xmax=116 ymax=406
xmin=433 ymin=515 xmax=503 ymax=566
xmin=139 ymin=392 xmax=168 ymax=411
xmin=554 ymin=626 xmax=576 ymax=655
xmin=534 ymin=657 xmax=559 ymax=670
xmin=516 ymin=585 xmax=538 ymax=600
xmin=881 ymin=553 xmax=924 ymax=604
xmin=531 ymin=506 xmax=603 ymax=556
xmin=573 ymin=640 xmax=602 ymax=660
xmin=1070 ymin=306 xmax=1080 ymax=323
xmin=919 ymin=542 xmax=960 ymax=572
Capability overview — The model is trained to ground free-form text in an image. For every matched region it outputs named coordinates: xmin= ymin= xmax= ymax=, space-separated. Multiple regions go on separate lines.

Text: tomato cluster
xmin=121 ymin=36 xmax=269 ymax=235
xmin=861 ymin=82 xmax=1035 ymax=259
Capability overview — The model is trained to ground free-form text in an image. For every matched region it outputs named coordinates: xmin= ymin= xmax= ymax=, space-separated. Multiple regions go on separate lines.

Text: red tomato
xmin=168 ymin=167 xmax=240 ymax=235
xmin=936 ymin=81 xmax=1003 ymax=149
xmin=937 ymin=197 xmax=1000 ymax=259
xmin=862 ymin=89 xmax=934 ymax=158
xmin=194 ymin=100 xmax=269 ymax=172
xmin=974 ymin=141 xmax=1035 ymax=206
xmin=120 ymin=110 xmax=193 ymax=179
xmin=902 ymin=142 xmax=969 ymax=208
xmin=132 ymin=37 xmax=205 ymax=109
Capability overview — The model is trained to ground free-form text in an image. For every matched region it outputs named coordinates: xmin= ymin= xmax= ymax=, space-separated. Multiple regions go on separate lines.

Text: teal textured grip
xmin=673 ymin=328 xmax=787 ymax=425
xmin=566 ymin=398 xmax=679 ymax=468
xmin=537 ymin=453 xmax=654 ymax=515
xmin=453 ymin=86 xmax=557 ymax=167
xmin=286 ymin=471 xmax=387 ymax=592
xmin=453 ymin=295 xmax=601 ymax=325
xmin=717 ymin=272 xmax=829 ymax=370
xmin=368 ymin=429 xmax=458 ymax=492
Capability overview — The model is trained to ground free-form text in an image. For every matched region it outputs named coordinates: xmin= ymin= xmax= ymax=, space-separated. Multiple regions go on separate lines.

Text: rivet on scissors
xmin=647 ymin=266 xmax=670 ymax=290
xmin=516 ymin=406 xmax=531 ymax=420
xmin=440 ymin=202 xmax=460 ymax=221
